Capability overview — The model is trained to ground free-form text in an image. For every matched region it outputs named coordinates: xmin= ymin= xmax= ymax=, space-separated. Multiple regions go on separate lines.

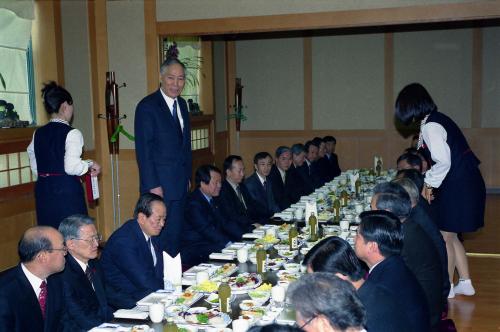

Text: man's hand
xmin=422 ymin=186 xmax=434 ymax=204
xmin=150 ymin=186 xmax=164 ymax=198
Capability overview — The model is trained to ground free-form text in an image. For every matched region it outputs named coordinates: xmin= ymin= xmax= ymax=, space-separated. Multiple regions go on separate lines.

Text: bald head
xmin=19 ymin=226 xmax=66 ymax=278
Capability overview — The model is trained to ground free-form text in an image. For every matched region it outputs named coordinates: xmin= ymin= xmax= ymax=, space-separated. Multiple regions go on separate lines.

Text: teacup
xmin=237 ymin=247 xmax=249 ymax=263
xmin=149 ymin=303 xmax=164 ymax=323
xmin=294 ymin=208 xmax=304 ymax=220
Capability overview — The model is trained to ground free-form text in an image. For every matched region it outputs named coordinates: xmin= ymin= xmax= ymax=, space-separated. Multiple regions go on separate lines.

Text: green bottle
xmin=163 ymin=317 xmax=179 ymax=332
xmin=218 ymin=278 xmax=231 ymax=313
xmin=355 ymin=179 xmax=361 ymax=198
xmin=288 ymin=223 xmax=299 ymax=251
xmin=256 ymin=245 xmax=267 ymax=274
xmin=333 ymin=199 xmax=341 ymax=221
xmin=308 ymin=212 xmax=318 ymax=242
xmin=341 ymin=190 xmax=349 ymax=207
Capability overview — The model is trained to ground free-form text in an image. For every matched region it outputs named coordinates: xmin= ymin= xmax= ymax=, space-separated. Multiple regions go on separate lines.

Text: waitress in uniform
xmin=27 ymin=81 xmax=101 ymax=228
xmin=394 ymin=83 xmax=485 ymax=298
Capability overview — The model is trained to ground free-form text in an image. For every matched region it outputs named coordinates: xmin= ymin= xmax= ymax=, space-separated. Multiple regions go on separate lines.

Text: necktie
xmin=85 ymin=265 xmax=94 ymax=289
xmin=172 ymin=100 xmax=182 ymax=136
xmin=209 ymin=198 xmax=217 ymax=210
xmin=263 ymin=180 xmax=268 ymax=192
xmin=39 ymin=280 xmax=47 ymax=319
xmin=148 ymin=238 xmax=157 ymax=267
xmin=236 ymin=185 xmax=247 ymax=209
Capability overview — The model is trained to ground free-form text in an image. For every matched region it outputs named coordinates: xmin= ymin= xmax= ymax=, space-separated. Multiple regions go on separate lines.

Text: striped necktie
xmin=38 ymin=280 xmax=47 ymax=319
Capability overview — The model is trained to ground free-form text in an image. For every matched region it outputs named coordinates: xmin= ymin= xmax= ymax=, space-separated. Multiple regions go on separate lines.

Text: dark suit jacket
xmin=101 ymin=220 xmax=164 ymax=309
xmin=296 ymin=163 xmax=316 ymax=194
xmin=402 ymin=219 xmax=443 ymax=329
xmin=287 ymin=164 xmax=311 ymax=203
xmin=60 ymin=254 xmax=112 ymax=331
xmin=244 ymin=173 xmax=280 ymax=219
xmin=218 ymin=180 xmax=257 ymax=233
xmin=368 ymin=255 xmax=430 ymax=332
xmin=268 ymin=165 xmax=293 ymax=211
xmin=411 ymin=203 xmax=450 ymax=305
xmin=0 ymin=264 xmax=65 ymax=332
xmin=134 ymin=90 xmax=192 ymax=200
xmin=316 ymin=157 xmax=332 ymax=183
xmin=181 ymin=189 xmax=232 ymax=267
xmin=358 ymin=278 xmax=409 ymax=332
xmin=325 ymin=153 xmax=341 ymax=179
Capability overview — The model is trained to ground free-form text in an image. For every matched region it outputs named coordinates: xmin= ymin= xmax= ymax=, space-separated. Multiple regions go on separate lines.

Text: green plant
xmin=165 ymin=41 xmax=203 ymax=90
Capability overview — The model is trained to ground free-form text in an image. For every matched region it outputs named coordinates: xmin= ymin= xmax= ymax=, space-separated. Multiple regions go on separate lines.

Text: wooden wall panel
xmin=237 ymin=129 xmax=499 ymax=189
xmin=0 ymin=207 xmax=36 ymax=270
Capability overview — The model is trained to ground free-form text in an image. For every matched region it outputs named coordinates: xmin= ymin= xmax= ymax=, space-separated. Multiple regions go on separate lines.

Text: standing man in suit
xmin=245 ymin=152 xmax=280 ymax=219
xmin=135 ymin=57 xmax=192 ymax=256
xmin=58 ymin=214 xmax=112 ymax=331
xmin=219 ymin=155 xmax=261 ymax=232
xmin=372 ymin=182 xmax=443 ymax=330
xmin=323 ymin=136 xmax=341 ymax=179
xmin=268 ymin=146 xmax=293 ymax=210
xmin=0 ymin=226 xmax=66 ymax=332
xmin=101 ymin=193 xmax=166 ymax=309
xmin=355 ymin=210 xmax=430 ymax=332
xmin=181 ymin=165 xmax=232 ymax=267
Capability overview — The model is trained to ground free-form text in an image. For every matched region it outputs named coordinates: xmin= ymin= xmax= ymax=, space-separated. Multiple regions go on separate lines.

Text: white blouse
xmin=422 ymin=121 xmax=451 ymax=188
xmin=27 ymin=119 xmax=90 ymax=176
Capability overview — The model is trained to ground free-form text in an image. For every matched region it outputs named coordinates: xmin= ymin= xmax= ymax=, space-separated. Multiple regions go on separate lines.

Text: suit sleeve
xmin=61 ymin=275 xmax=103 ymax=330
xmin=106 ymin=235 xmax=162 ymax=300
xmin=135 ymin=100 xmax=160 ymax=192
xmin=0 ymin=290 xmax=14 ymax=331
xmin=186 ymin=199 xmax=231 ymax=245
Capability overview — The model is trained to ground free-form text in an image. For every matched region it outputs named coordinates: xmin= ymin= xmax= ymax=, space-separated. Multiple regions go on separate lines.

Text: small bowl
xmin=239 ymin=299 xmax=258 ymax=310
xmin=284 ymin=262 xmax=300 ymax=273
xmin=248 ymin=290 xmax=271 ymax=304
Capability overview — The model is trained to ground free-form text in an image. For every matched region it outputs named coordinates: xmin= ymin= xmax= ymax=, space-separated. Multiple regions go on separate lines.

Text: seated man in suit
xmin=298 ymin=140 xmax=322 ymax=189
xmin=323 ymin=135 xmax=341 ymax=179
xmin=393 ymin=177 xmax=450 ymax=305
xmin=288 ymin=273 xmax=367 ymax=332
xmin=181 ymin=165 xmax=233 ymax=267
xmin=219 ymin=155 xmax=262 ymax=232
xmin=101 ymin=193 xmax=165 ymax=309
xmin=371 ymin=182 xmax=443 ymax=331
xmin=288 ymin=143 xmax=313 ymax=199
xmin=304 ymin=236 xmax=409 ymax=332
xmin=355 ymin=210 xmax=430 ymax=332
xmin=244 ymin=152 xmax=280 ymax=219
xmin=0 ymin=226 xmax=66 ymax=332
xmin=58 ymin=214 xmax=112 ymax=330
xmin=396 ymin=152 xmax=423 ymax=173
xmin=268 ymin=146 xmax=294 ymax=210
xmin=312 ymin=137 xmax=330 ymax=184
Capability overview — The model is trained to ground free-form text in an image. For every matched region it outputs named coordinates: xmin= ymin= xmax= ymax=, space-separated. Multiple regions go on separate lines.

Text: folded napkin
xmin=209 ymin=252 xmax=235 ymax=260
xmin=163 ymin=252 xmax=182 ymax=291
xmin=113 ymin=309 xmax=149 ymax=320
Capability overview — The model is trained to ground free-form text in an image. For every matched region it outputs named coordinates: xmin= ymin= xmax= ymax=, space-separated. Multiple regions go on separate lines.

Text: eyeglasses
xmin=72 ymin=234 xmax=102 ymax=245
xmin=48 ymin=246 xmax=68 ymax=254
xmin=297 ymin=314 xmax=317 ymax=329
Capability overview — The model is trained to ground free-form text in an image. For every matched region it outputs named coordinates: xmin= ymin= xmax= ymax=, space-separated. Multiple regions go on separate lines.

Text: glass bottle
xmin=355 ymin=178 xmax=361 ymax=198
xmin=218 ymin=278 xmax=231 ymax=313
xmin=256 ymin=245 xmax=267 ymax=274
xmin=163 ymin=317 xmax=179 ymax=332
xmin=341 ymin=190 xmax=349 ymax=207
xmin=333 ymin=199 xmax=341 ymax=222
xmin=308 ymin=212 xmax=318 ymax=242
xmin=288 ymin=222 xmax=299 ymax=251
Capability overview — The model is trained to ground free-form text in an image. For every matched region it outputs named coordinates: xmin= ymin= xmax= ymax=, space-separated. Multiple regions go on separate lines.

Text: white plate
xmin=180 ymin=307 xmax=232 ymax=328
xmin=136 ymin=291 xmax=171 ymax=307
xmin=113 ymin=308 xmax=149 ymax=320
xmin=228 ymin=273 xmax=262 ymax=294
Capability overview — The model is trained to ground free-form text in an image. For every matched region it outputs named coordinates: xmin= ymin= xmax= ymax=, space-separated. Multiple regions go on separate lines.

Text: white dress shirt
xmin=277 ymin=167 xmax=286 ymax=184
xmin=422 ymin=121 xmax=451 ymax=188
xmin=256 ymin=173 xmax=267 ymax=186
xmin=27 ymin=119 xmax=90 ymax=176
xmin=21 ymin=263 xmax=45 ymax=298
xmin=160 ymin=89 xmax=184 ymax=131
xmin=73 ymin=256 xmax=95 ymax=289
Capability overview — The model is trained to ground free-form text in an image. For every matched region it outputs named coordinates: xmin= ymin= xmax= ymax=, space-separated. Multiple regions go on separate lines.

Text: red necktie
xmin=39 ymin=280 xmax=47 ymax=319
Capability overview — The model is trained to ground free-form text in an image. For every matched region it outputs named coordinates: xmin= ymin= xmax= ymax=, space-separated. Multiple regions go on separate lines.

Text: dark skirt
xmin=35 ymin=175 xmax=87 ymax=229
xmin=433 ymin=159 xmax=485 ymax=233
